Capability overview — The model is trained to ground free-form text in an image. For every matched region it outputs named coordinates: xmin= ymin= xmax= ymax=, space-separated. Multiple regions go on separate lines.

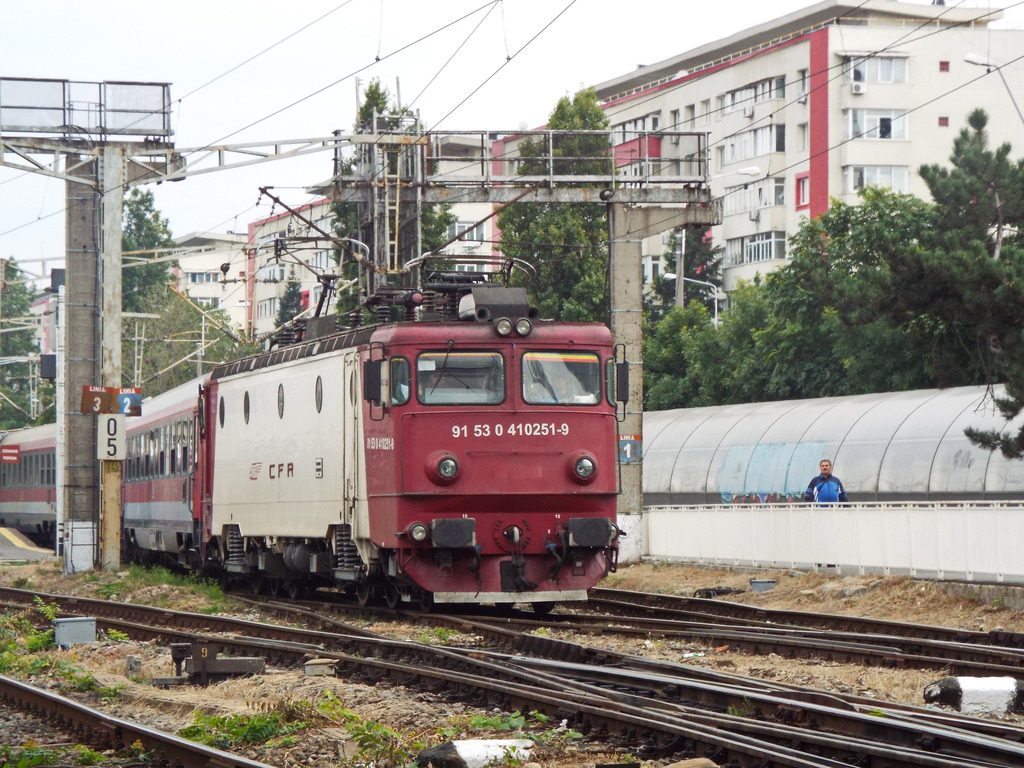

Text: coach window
xmin=278 ymin=383 xmax=285 ymax=418
xmin=417 ymin=351 xmax=504 ymax=405
xmin=522 ymin=351 xmax=601 ymax=405
xmin=390 ymin=358 xmax=410 ymax=405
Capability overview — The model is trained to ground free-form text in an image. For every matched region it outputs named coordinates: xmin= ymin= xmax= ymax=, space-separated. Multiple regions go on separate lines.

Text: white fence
xmin=643 ymin=502 xmax=1024 ymax=583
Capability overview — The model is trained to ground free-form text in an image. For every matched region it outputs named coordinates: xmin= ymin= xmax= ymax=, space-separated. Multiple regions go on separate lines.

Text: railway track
xmin=0 ymin=673 xmax=276 ymax=768
xmin=2 ymin=586 xmax=1024 ymax=767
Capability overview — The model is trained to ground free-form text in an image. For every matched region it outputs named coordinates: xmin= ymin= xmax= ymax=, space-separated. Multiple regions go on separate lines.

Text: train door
xmin=342 ymin=351 xmax=361 ymax=528
xmin=194 ymin=383 xmax=217 ymax=562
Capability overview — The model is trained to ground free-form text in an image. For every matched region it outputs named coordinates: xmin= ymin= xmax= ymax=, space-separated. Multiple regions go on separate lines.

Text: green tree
xmin=497 ymin=89 xmax=610 ymax=322
xmin=0 ymin=259 xmax=49 ymax=428
xmin=646 ymin=227 xmax=723 ymax=325
xmin=124 ymin=289 xmax=260 ymax=395
xmin=915 ymin=109 xmax=1024 ymax=455
xmin=122 ymin=188 xmax=176 ymax=314
xmin=274 ymin=270 xmax=304 ymax=329
xmin=645 ymin=187 xmax=951 ymax=410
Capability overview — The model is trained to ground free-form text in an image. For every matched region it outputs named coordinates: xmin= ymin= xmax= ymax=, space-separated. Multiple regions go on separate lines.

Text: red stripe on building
xmin=809 ymin=28 xmax=830 ymax=217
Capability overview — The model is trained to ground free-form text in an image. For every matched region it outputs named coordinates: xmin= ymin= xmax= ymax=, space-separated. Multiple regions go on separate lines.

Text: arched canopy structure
xmin=643 ymin=386 xmax=1024 ymax=505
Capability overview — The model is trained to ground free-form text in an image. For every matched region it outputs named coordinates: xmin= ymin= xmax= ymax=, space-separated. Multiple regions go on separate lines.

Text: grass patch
xmin=0 ymin=602 xmax=121 ymax=702
xmin=85 ymin=564 xmax=229 ymax=611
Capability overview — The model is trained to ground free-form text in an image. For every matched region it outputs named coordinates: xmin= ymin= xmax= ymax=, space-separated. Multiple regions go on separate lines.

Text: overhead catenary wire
xmin=0 ymin=2 xmax=504 ymax=247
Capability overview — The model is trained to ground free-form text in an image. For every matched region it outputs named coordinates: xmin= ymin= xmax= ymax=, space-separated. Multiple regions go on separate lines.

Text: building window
xmin=798 ymin=123 xmax=809 ymax=151
xmin=257 ymin=298 xmax=277 ymax=319
xmin=725 ymin=232 xmax=787 ymax=266
xmin=721 ymin=76 xmax=786 ymax=114
xmin=723 ymin=125 xmax=785 ymax=163
xmin=195 ymin=297 xmax=220 ymax=309
xmin=938 ymin=116 xmax=950 ymax=127
xmin=684 ymin=104 xmax=696 ymax=128
xmin=723 ymin=178 xmax=785 ymax=216
xmin=762 ymin=178 xmax=785 ymax=207
xmin=257 ymin=263 xmax=286 ymax=282
xmin=847 ymin=109 xmax=907 ymax=140
xmin=846 ymin=56 xmax=907 ymax=83
xmin=448 ymin=222 xmax=485 ymax=242
xmin=796 ymin=174 xmax=810 ymax=208
xmin=939 ymin=61 xmax=950 ymax=72
xmin=642 ymin=254 xmax=662 ymax=284
xmin=844 ymin=165 xmax=909 ymax=193
xmin=312 ymin=250 xmax=331 ymax=271
xmin=700 ymin=99 xmax=711 ymax=124
xmin=747 ymin=231 xmax=786 ymax=263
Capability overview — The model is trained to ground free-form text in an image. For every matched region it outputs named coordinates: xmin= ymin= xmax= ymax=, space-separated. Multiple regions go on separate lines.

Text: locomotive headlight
xmin=494 ymin=317 xmax=513 ymax=337
xmin=514 ymin=317 xmax=533 ymax=337
xmin=438 ymin=456 xmax=459 ymax=479
xmin=574 ymin=456 xmax=596 ymax=479
xmin=408 ymin=523 xmax=430 ymax=542
xmin=426 ymin=451 xmax=461 ymax=485
xmin=567 ymin=452 xmax=598 ymax=484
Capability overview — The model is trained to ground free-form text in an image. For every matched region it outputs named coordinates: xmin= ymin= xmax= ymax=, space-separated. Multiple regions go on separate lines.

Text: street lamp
xmin=964 ymin=53 xmax=1024 ymax=130
xmin=664 ymin=273 xmax=721 ymax=326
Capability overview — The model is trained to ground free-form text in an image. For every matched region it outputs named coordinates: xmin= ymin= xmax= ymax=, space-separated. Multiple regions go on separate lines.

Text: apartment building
xmin=594 ymin=0 xmax=1024 ymax=294
xmin=246 ymin=199 xmax=335 ymax=339
xmin=174 ymin=231 xmax=249 ymax=330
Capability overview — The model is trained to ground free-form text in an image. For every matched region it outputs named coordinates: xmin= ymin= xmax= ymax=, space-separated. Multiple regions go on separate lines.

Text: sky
xmin=1 ymin=0 xmax=1022 ymax=286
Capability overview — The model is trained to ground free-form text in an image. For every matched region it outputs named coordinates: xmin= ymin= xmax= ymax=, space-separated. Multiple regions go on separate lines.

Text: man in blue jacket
xmin=803 ymin=459 xmax=849 ymax=503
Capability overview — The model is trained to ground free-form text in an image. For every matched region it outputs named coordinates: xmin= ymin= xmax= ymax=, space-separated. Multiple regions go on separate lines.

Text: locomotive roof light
xmin=568 ymin=451 xmax=598 ymax=484
xmin=514 ymin=317 xmax=533 ymax=337
xmin=494 ymin=317 xmax=513 ymax=337
xmin=408 ymin=523 xmax=430 ymax=543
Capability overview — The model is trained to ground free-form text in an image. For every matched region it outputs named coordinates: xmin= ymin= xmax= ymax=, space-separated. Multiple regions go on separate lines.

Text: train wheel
xmin=414 ymin=590 xmax=434 ymax=613
xmin=356 ymin=581 xmax=375 ymax=606
xmin=249 ymin=576 xmax=265 ymax=595
xmin=383 ymin=582 xmax=401 ymax=609
xmin=531 ymin=601 xmax=555 ymax=616
xmin=285 ymin=581 xmax=305 ymax=600
xmin=267 ymin=579 xmax=282 ymax=598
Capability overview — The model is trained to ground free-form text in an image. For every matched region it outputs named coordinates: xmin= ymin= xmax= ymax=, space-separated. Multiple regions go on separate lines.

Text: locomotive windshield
xmin=417 ymin=351 xmax=505 ymax=405
xmin=522 ymin=351 xmax=601 ymax=405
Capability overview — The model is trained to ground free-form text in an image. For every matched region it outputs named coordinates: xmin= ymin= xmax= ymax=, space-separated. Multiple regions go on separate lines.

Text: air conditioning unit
xmin=796 ymin=93 xmax=808 ymax=105
xmin=742 ymin=105 xmax=755 ymax=118
xmin=851 ymin=81 xmax=867 ymax=95
xmin=748 ymin=209 xmax=761 ymax=222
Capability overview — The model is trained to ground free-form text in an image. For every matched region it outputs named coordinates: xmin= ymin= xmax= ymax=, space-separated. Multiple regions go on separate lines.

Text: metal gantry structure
xmin=0 ymin=78 xmax=721 ymax=570
xmin=316 ymin=118 xmax=722 ymax=518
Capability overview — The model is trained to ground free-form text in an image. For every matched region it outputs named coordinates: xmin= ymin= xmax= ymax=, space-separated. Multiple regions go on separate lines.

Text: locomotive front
xmin=361 ymin=290 xmax=622 ymax=610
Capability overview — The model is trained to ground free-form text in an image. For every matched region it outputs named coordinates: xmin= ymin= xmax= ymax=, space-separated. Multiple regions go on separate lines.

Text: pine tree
xmin=275 ymin=271 xmax=304 ymax=329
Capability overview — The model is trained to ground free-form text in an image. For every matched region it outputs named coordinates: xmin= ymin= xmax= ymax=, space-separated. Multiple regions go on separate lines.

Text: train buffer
xmin=153 ymin=642 xmax=266 ymax=687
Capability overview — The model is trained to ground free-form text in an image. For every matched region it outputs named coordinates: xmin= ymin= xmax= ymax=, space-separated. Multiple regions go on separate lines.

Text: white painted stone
xmin=958 ymin=676 xmax=1017 ymax=716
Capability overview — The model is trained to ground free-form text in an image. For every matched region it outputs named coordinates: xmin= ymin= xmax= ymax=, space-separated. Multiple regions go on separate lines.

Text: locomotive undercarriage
xmin=192 ymin=518 xmax=616 ymax=611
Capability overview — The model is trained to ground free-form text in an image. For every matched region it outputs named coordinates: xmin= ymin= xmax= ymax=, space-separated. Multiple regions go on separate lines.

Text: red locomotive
xmin=192 ymin=285 xmax=622 ymax=610
xmin=4 ymin=284 xmax=623 ymax=611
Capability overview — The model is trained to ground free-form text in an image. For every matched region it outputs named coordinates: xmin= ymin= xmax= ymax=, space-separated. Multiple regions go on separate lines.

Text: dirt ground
xmin=2 ymin=558 xmax=1023 ymax=765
